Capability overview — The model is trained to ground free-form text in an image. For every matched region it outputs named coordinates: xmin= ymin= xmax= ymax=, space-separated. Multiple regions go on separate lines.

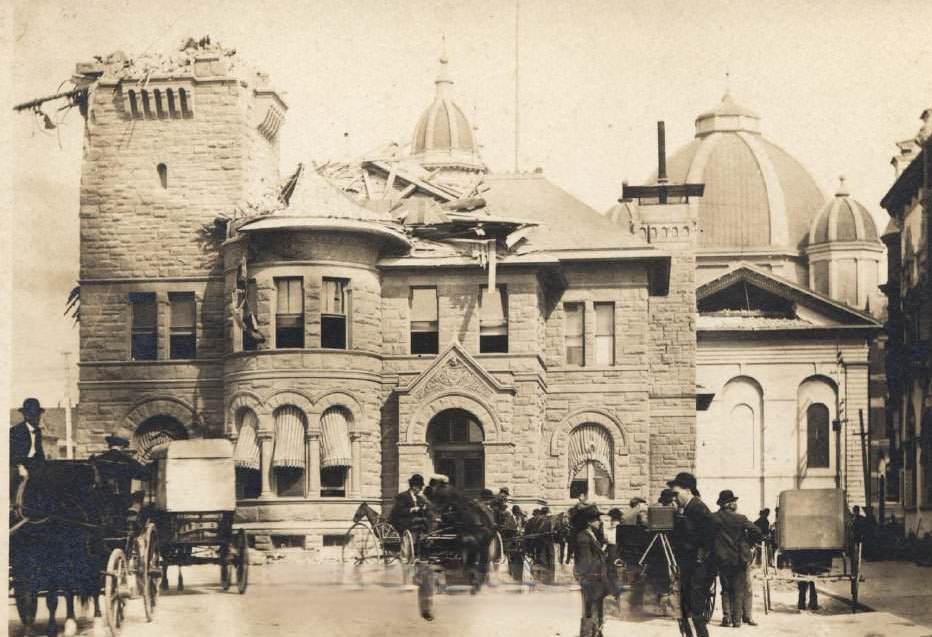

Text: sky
xmin=5 ymin=0 xmax=932 ymax=408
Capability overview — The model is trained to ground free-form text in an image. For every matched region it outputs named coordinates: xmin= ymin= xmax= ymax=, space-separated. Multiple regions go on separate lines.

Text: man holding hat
xmin=573 ymin=505 xmax=609 ymax=637
xmin=667 ymin=471 xmax=715 ymax=637
xmin=10 ymin=397 xmax=46 ymax=477
xmin=390 ymin=474 xmax=431 ymax=544
xmin=710 ymin=490 xmax=763 ymax=627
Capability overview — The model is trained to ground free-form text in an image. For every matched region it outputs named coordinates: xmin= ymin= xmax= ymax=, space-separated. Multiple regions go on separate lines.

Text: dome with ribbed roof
xmin=410 ymin=53 xmax=484 ymax=171
xmin=809 ymin=177 xmax=881 ymax=245
xmin=659 ymin=93 xmax=826 ymax=252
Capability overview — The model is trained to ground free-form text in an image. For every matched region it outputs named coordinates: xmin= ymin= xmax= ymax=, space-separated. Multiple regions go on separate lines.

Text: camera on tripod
xmin=647 ymin=505 xmax=675 ymax=532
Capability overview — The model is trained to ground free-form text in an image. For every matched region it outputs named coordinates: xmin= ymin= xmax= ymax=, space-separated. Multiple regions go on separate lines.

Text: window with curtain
xmin=169 ymin=292 xmax=196 ymax=359
xmin=410 ymin=287 xmax=439 ymax=354
xmin=321 ymin=278 xmax=349 ymax=349
xmin=130 ymin=292 xmax=158 ymax=360
xmin=594 ymin=302 xmax=615 ymax=366
xmin=273 ymin=406 xmax=307 ymax=497
xmin=564 ymin=303 xmax=585 ymax=366
xmin=233 ymin=409 xmax=261 ymax=499
xmin=479 ymin=286 xmax=508 ymax=353
xmin=320 ymin=407 xmax=352 ymax=497
xmin=807 ymin=403 xmax=830 ymax=468
xmin=275 ymin=277 xmax=304 ymax=348
xmin=568 ymin=424 xmax=613 ymax=499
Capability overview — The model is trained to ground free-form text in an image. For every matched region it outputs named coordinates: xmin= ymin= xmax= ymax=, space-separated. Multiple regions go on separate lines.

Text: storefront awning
xmin=233 ymin=411 xmax=260 ymax=471
xmin=273 ymin=406 xmax=306 ymax=469
xmin=568 ymin=424 xmax=612 ymax=484
xmin=321 ymin=407 xmax=352 ymax=469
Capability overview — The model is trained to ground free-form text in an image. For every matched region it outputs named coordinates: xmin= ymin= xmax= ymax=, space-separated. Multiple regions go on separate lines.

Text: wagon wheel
xmin=702 ymin=576 xmax=716 ymax=623
xmin=375 ymin=520 xmax=401 ymax=564
xmin=850 ymin=541 xmax=862 ymax=613
xmin=342 ymin=522 xmax=379 ymax=565
xmin=14 ymin=588 xmax=38 ymax=629
xmin=400 ymin=529 xmax=416 ymax=565
xmin=488 ymin=531 xmax=504 ymax=566
xmin=104 ymin=548 xmax=129 ymax=637
xmin=234 ymin=529 xmax=249 ymax=594
xmin=141 ymin=524 xmax=161 ymax=621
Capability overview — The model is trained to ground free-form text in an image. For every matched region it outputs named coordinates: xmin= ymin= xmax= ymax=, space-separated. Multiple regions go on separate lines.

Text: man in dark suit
xmin=389 ymin=474 xmax=430 ymax=545
xmin=10 ymin=397 xmax=46 ymax=475
xmin=668 ymin=471 xmax=715 ymax=637
xmin=573 ymin=506 xmax=609 ymax=637
xmin=710 ymin=490 xmax=763 ymax=627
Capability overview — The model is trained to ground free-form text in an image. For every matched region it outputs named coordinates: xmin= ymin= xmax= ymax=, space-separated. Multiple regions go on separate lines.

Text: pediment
xmin=697 ymin=263 xmax=880 ymax=329
xmin=398 ymin=340 xmax=515 ymax=400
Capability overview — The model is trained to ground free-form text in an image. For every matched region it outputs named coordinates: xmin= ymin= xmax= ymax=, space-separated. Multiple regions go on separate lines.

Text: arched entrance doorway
xmin=133 ymin=415 xmax=189 ymax=464
xmin=427 ymin=408 xmax=484 ymax=495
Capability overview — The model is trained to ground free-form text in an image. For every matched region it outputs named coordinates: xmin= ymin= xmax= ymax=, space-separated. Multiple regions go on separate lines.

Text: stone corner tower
xmin=75 ymin=39 xmax=287 ymax=457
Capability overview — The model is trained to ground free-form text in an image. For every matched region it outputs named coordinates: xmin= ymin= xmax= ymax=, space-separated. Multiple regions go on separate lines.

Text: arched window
xmin=273 ymin=406 xmax=306 ymax=497
xmin=568 ymin=424 xmax=613 ymax=499
xmin=233 ymin=408 xmax=261 ymax=499
xmin=320 ymin=406 xmax=352 ymax=498
xmin=427 ymin=409 xmax=484 ymax=494
xmin=806 ymin=404 xmax=830 ymax=469
xmin=133 ymin=415 xmax=189 ymax=464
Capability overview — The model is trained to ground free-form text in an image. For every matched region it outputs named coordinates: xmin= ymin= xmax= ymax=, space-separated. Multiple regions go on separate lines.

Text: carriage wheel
xmin=104 ymin=548 xmax=129 ymax=637
xmin=400 ymin=530 xmax=416 ymax=565
xmin=14 ymin=589 xmax=38 ymax=628
xmin=488 ymin=532 xmax=504 ymax=566
xmin=375 ymin=521 xmax=402 ymax=564
xmin=342 ymin=522 xmax=379 ymax=565
xmin=702 ymin=576 xmax=716 ymax=623
xmin=141 ymin=524 xmax=161 ymax=621
xmin=234 ymin=529 xmax=249 ymax=594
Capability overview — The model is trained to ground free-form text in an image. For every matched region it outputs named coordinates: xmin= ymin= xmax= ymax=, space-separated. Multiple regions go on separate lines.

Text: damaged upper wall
xmin=78 ymin=38 xmax=287 ymax=282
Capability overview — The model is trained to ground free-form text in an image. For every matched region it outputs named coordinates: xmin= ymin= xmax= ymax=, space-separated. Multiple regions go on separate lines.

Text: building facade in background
xmin=71 ymin=42 xmax=887 ymax=548
xmin=881 ymin=113 xmax=932 ymax=533
xmin=74 ymin=44 xmax=695 ymax=548
xmin=605 ymin=95 xmax=885 ymax=513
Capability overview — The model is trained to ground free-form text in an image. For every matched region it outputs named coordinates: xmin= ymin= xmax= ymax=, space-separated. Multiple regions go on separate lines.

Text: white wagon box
xmin=151 ymin=439 xmax=236 ymax=513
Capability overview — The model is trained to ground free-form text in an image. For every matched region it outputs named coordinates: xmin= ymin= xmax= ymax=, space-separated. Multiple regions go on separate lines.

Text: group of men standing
xmin=570 ymin=472 xmax=766 ymax=637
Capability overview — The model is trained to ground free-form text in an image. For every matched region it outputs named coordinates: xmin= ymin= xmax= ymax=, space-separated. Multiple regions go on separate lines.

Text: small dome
xmin=410 ymin=53 xmax=483 ymax=170
xmin=808 ymin=177 xmax=880 ymax=245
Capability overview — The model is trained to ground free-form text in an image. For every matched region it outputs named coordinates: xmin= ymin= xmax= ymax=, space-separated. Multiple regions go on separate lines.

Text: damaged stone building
xmin=70 ymin=41 xmax=883 ymax=548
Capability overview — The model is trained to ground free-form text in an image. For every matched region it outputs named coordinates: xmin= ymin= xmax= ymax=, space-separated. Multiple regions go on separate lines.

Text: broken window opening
xmin=141 ymin=91 xmax=153 ymax=119
xmin=178 ymin=88 xmax=192 ymax=118
xmin=127 ymin=90 xmax=140 ymax=119
xmin=154 ymin=89 xmax=166 ymax=119
xmin=157 ymin=163 xmax=168 ymax=189
xmin=166 ymin=89 xmax=178 ymax=118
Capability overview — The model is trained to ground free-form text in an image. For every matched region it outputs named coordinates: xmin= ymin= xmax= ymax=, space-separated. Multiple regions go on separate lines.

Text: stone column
xmin=258 ymin=431 xmax=274 ymax=499
xmin=306 ymin=432 xmax=321 ymax=498
xmin=349 ymin=432 xmax=364 ymax=497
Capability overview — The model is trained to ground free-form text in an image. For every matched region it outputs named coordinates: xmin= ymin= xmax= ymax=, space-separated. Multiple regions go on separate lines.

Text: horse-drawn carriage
xmin=9 ymin=458 xmax=162 ymax=637
xmin=341 ymin=502 xmax=406 ymax=565
xmin=142 ymin=439 xmax=249 ymax=594
xmin=760 ymin=489 xmax=863 ymax=613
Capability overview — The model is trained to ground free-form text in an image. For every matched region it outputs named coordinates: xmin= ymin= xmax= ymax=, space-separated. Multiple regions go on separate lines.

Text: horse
xmin=424 ymin=484 xmax=497 ymax=594
xmin=11 ymin=461 xmax=110 ymax=637
xmin=352 ymin=501 xmax=382 ymax=527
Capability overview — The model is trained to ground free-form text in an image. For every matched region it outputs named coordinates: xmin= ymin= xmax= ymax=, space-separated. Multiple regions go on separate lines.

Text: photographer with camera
xmin=667 ymin=472 xmax=716 ymax=637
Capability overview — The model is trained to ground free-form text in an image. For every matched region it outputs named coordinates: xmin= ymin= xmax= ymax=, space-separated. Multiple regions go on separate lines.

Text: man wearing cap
xmin=710 ymin=490 xmax=763 ymax=628
xmin=667 ymin=471 xmax=715 ymax=637
xmin=390 ymin=474 xmax=431 ymax=545
xmin=10 ymin=398 xmax=47 ymax=477
xmin=574 ymin=506 xmax=609 ymax=637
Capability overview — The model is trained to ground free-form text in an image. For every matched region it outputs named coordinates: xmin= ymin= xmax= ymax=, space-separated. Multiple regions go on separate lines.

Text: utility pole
xmin=62 ymin=351 xmax=74 ymax=459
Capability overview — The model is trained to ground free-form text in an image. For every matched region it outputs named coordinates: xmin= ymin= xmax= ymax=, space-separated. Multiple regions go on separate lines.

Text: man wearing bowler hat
xmin=390 ymin=473 xmax=431 ymax=544
xmin=574 ymin=505 xmax=609 ymax=637
xmin=10 ymin=398 xmax=47 ymax=477
xmin=710 ymin=490 xmax=763 ymax=627
xmin=667 ymin=471 xmax=714 ymax=637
